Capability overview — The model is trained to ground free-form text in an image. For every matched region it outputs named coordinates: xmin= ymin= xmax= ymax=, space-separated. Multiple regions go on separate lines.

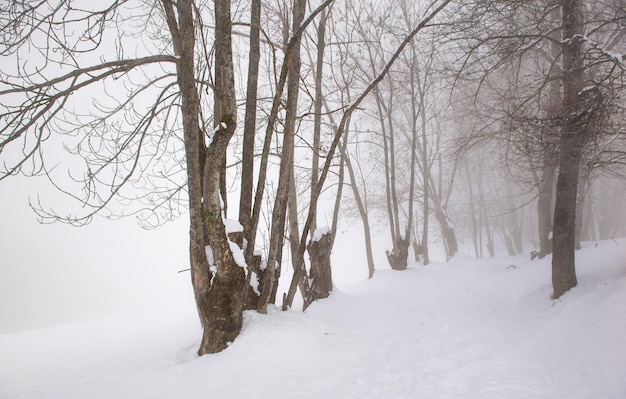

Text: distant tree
xmin=451 ymin=0 xmax=625 ymax=297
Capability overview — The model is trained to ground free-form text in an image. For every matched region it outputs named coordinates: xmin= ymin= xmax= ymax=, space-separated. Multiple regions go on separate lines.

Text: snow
xmin=224 ymin=218 xmax=247 ymax=270
xmin=312 ymin=226 xmax=331 ymax=242
xmin=204 ymin=245 xmax=215 ymax=266
xmin=249 ymin=271 xmax=260 ymax=295
xmin=2 ymin=239 xmax=626 ymax=399
xmin=224 ymin=218 xmax=244 ymax=234
xmin=228 ymin=237 xmax=248 ymax=271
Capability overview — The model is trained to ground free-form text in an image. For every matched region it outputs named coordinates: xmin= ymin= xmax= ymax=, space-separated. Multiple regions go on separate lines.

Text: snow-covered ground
xmin=1 ymin=239 xmax=625 ymax=399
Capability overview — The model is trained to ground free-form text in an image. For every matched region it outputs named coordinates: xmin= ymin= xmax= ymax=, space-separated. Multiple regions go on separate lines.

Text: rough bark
xmin=198 ymin=0 xmax=247 ymax=354
xmin=307 ymin=231 xmax=333 ymax=302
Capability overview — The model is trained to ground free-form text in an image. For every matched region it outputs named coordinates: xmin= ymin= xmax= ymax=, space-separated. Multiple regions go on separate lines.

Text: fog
xmin=0 ymin=176 xmax=192 ymax=333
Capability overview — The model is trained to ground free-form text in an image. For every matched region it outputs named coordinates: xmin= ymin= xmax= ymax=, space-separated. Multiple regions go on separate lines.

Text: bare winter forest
xmin=1 ymin=0 xmax=625 ymax=356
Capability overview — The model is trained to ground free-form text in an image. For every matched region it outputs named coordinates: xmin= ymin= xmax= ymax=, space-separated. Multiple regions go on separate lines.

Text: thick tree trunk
xmin=386 ymin=232 xmax=410 ymax=270
xmin=552 ymin=0 xmax=585 ymax=299
xmin=162 ymin=0 xmax=245 ymax=355
xmin=307 ymin=230 xmax=333 ymax=302
xmin=197 ymin=0 xmax=247 ymax=354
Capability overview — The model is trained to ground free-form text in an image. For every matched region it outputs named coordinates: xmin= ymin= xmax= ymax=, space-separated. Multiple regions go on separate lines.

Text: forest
xmin=1 ymin=0 xmax=625 ymax=356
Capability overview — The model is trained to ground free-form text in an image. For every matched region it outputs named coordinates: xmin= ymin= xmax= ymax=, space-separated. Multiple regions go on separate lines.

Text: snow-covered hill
xmin=2 ymin=239 xmax=625 ymax=399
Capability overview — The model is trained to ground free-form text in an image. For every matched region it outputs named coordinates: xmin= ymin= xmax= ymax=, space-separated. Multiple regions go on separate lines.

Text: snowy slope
xmin=1 ymin=239 xmax=625 ymax=399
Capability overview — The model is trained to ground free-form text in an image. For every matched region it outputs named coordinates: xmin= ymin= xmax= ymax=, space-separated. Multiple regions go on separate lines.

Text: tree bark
xmin=239 ymin=0 xmax=261 ymax=241
xmin=161 ymin=0 xmax=213 ymax=355
xmin=552 ymin=0 xmax=585 ymax=299
xmin=258 ymin=0 xmax=307 ymax=314
xmin=198 ymin=0 xmax=247 ymax=354
xmin=307 ymin=230 xmax=333 ymax=301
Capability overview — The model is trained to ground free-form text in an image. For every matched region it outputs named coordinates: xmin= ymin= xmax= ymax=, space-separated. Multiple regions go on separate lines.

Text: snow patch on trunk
xmin=312 ymin=226 xmax=330 ymax=242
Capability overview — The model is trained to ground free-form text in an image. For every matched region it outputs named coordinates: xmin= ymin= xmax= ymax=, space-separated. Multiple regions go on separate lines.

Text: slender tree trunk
xmin=574 ymin=168 xmax=589 ymax=249
xmin=284 ymin=167 xmax=310 ymax=309
xmin=258 ymin=0 xmax=306 ymax=314
xmin=537 ymin=9 xmax=561 ymax=259
xmin=240 ymin=1 xmax=261 ymax=308
xmin=418 ymin=78 xmax=430 ymax=265
xmin=310 ymin=8 xmax=327 ymax=233
xmin=370 ymin=88 xmax=397 ymax=245
xmin=429 ymin=173 xmax=458 ymax=258
xmin=340 ymin=132 xmax=376 ymax=278
xmin=506 ymin=180 xmax=524 ymax=254
xmin=387 ymin=80 xmax=401 ymax=243
xmin=537 ymin=156 xmax=555 ymax=258
xmin=465 ymin=160 xmax=480 ymax=258
xmin=552 ymin=0 xmax=585 ymax=299
xmin=239 ymin=0 xmax=261 ymax=240
xmin=476 ymin=166 xmax=493 ymax=257
xmin=321 ymin=87 xmax=375 ymax=279
xmin=306 ymin=7 xmax=333 ymax=304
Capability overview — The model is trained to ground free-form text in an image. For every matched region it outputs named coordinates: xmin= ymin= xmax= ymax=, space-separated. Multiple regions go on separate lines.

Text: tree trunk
xmin=304 ymin=7 xmax=333 ymax=306
xmin=430 ymin=175 xmax=458 ymax=259
xmin=552 ymin=0 xmax=585 ymax=299
xmin=198 ymin=0 xmax=247 ymax=354
xmin=537 ymin=156 xmax=555 ymax=258
xmin=239 ymin=0 xmax=261 ymax=242
xmin=161 ymin=0 xmax=213 ymax=356
xmin=465 ymin=160 xmax=480 ymax=258
xmin=386 ymin=228 xmax=410 ymax=270
xmin=310 ymin=8 xmax=327 ymax=233
xmin=307 ymin=230 xmax=333 ymax=302
xmin=339 ymin=125 xmax=376 ymax=278
xmin=574 ymin=168 xmax=589 ymax=249
xmin=284 ymin=167 xmax=310 ymax=309
xmin=258 ymin=0 xmax=306 ymax=314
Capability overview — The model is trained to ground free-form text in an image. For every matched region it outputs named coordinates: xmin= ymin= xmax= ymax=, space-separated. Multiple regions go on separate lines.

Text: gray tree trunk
xmin=258 ymin=0 xmax=306 ymax=314
xmin=552 ymin=0 xmax=586 ymax=299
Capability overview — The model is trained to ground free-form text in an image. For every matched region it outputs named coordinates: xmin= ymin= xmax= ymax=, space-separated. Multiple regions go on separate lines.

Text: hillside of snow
xmin=1 ymin=238 xmax=625 ymax=399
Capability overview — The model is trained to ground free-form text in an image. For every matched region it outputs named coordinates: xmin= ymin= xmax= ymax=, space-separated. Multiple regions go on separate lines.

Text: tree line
xmin=1 ymin=0 xmax=624 ymax=354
